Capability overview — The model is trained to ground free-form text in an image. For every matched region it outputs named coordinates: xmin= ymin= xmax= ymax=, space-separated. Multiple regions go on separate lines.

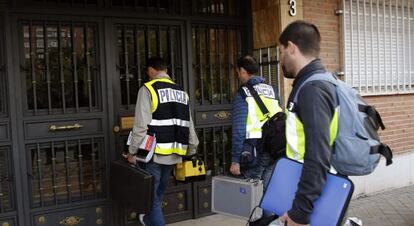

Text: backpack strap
xmin=292 ymin=72 xmax=338 ymax=103
xmin=370 ymin=144 xmax=393 ymax=166
xmin=358 ymin=105 xmax=386 ymax=130
xmin=245 ymin=83 xmax=270 ymax=117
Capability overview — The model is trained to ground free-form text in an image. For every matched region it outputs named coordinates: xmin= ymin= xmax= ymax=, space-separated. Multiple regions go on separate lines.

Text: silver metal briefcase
xmin=211 ymin=176 xmax=263 ymax=220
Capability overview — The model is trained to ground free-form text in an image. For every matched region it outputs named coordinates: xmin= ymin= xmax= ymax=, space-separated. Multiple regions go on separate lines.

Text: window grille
xmin=253 ymin=45 xmax=281 ymax=101
xmin=343 ymin=0 xmax=414 ymax=95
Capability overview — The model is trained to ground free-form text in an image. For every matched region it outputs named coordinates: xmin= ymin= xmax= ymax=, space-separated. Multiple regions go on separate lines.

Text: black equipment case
xmin=110 ymin=159 xmax=154 ymax=213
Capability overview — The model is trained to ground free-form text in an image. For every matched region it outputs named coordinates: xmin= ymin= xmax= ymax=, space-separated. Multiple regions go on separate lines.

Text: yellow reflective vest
xmin=285 ymin=100 xmax=339 ymax=162
xmin=241 ymin=83 xmax=282 ymax=139
xmin=144 ymin=78 xmax=190 ymax=156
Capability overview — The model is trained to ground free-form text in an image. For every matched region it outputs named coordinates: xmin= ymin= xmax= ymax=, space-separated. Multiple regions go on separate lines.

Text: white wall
xmin=350 ymin=151 xmax=414 ymax=198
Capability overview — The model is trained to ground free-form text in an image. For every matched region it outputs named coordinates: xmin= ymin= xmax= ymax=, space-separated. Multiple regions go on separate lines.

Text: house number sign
xmin=289 ymin=0 xmax=297 ymax=16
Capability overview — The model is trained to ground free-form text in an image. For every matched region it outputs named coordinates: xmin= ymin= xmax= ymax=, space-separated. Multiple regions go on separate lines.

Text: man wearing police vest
xmin=230 ymin=55 xmax=282 ymax=188
xmin=278 ymin=21 xmax=339 ymax=226
xmin=127 ymin=57 xmax=199 ymax=226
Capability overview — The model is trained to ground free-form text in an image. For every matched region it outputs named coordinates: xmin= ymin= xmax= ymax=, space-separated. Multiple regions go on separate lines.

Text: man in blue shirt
xmin=230 ymin=55 xmax=281 ymax=189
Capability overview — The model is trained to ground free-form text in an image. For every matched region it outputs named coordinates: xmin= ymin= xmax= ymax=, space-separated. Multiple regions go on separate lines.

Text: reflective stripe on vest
xmin=144 ymin=78 xmax=190 ymax=156
xmin=155 ymin=142 xmax=189 ymax=156
xmin=286 ymin=107 xmax=340 ymax=162
xmin=243 ymin=83 xmax=282 ymax=139
xmin=149 ymin=118 xmax=190 ymax=127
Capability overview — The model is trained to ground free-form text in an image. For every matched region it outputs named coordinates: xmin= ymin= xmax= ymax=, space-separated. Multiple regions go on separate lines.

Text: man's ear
xmin=287 ymin=41 xmax=296 ymax=54
xmin=239 ymin=67 xmax=247 ymax=75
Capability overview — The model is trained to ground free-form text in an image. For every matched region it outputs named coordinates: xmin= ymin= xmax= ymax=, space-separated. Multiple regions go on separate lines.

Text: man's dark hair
xmin=146 ymin=56 xmax=168 ymax=71
xmin=279 ymin=20 xmax=321 ymax=57
xmin=237 ymin=55 xmax=259 ymax=75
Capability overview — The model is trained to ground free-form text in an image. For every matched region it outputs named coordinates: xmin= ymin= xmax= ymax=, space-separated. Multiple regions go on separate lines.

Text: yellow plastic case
xmin=175 ymin=159 xmax=206 ymax=181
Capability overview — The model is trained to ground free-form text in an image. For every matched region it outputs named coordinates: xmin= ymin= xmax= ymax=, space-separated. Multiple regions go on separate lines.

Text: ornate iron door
xmin=0 ymin=17 xmax=17 ymax=226
xmin=14 ymin=17 xmax=109 ymax=226
xmin=108 ymin=20 xmax=191 ymax=225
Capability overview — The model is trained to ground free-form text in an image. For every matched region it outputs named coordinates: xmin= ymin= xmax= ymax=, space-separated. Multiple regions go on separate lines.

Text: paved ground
xmin=347 ymin=185 xmax=414 ymax=226
xmin=168 ymin=185 xmax=414 ymax=226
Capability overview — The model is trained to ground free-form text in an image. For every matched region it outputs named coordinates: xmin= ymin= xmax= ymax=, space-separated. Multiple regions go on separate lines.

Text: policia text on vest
xmin=157 ymin=88 xmax=188 ymax=105
xmin=144 ymin=78 xmax=190 ymax=156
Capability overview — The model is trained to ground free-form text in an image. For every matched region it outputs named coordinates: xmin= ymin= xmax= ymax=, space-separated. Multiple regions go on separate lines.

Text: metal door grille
xmin=111 ymin=0 xmax=177 ymax=11
xmin=0 ymin=66 xmax=4 ymax=116
xmin=192 ymin=25 xmax=241 ymax=105
xmin=192 ymin=0 xmax=239 ymax=16
xmin=32 ymin=0 xmax=100 ymax=5
xmin=116 ymin=24 xmax=182 ymax=110
xmin=196 ymin=126 xmax=231 ymax=176
xmin=27 ymin=138 xmax=105 ymax=208
xmin=0 ymin=147 xmax=14 ymax=213
xmin=21 ymin=21 xmax=100 ymax=115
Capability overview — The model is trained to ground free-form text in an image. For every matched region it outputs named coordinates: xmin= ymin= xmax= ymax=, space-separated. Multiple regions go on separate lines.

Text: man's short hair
xmin=146 ymin=57 xmax=168 ymax=71
xmin=279 ymin=20 xmax=321 ymax=57
xmin=237 ymin=55 xmax=259 ymax=75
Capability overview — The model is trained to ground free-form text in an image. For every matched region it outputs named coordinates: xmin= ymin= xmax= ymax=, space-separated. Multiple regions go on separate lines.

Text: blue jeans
xmin=141 ymin=161 xmax=173 ymax=226
xmin=242 ymin=140 xmax=275 ymax=218
xmin=242 ymin=140 xmax=275 ymax=189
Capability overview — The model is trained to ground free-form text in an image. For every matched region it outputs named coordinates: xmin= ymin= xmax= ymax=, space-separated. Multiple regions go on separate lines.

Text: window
xmin=343 ymin=0 xmax=414 ymax=95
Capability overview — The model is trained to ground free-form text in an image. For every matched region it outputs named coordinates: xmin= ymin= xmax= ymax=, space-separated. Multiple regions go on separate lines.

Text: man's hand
xmin=126 ymin=153 xmax=137 ymax=164
xmin=230 ymin=162 xmax=241 ymax=175
xmin=280 ymin=213 xmax=309 ymax=226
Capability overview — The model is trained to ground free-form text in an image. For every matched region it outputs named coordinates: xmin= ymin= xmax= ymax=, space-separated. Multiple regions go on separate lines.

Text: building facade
xmin=0 ymin=0 xmax=413 ymax=226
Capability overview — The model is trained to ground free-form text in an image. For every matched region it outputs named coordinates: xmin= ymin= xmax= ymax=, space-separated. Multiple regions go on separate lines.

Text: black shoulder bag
xmin=245 ymin=83 xmax=286 ymax=160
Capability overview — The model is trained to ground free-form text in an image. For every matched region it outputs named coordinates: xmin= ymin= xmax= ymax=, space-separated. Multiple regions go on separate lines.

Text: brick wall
xmin=303 ymin=0 xmax=341 ymax=72
xmin=303 ymin=0 xmax=414 ymax=154
xmin=365 ymin=94 xmax=414 ymax=154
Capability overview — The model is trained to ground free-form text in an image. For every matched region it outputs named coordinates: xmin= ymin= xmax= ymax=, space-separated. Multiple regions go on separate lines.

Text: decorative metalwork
xmin=202 ymin=188 xmax=209 ymax=195
xmin=28 ymin=138 xmax=105 ymax=207
xmin=0 ymin=62 xmax=4 ymax=116
xmin=130 ymin=211 xmax=137 ymax=219
xmin=192 ymin=0 xmax=239 ymax=16
xmin=203 ymin=202 xmax=209 ymax=209
xmin=38 ymin=216 xmax=46 ymax=224
xmin=2 ymin=222 xmax=9 ymax=226
xmin=177 ymin=192 xmax=184 ymax=200
xmin=197 ymin=126 xmax=232 ymax=176
xmin=161 ymin=201 xmax=168 ymax=208
xmin=0 ymin=147 xmax=13 ymax=213
xmin=95 ymin=207 xmax=102 ymax=214
xmin=21 ymin=21 xmax=100 ymax=115
xmin=116 ymin=24 xmax=182 ymax=111
xmin=59 ymin=216 xmax=84 ymax=226
xmin=111 ymin=0 xmax=181 ymax=13
xmin=33 ymin=0 xmax=99 ymax=6
xmin=49 ymin=123 xmax=83 ymax=132
xmin=177 ymin=203 xmax=184 ymax=210
xmin=96 ymin=219 xmax=103 ymax=225
xmin=213 ymin=111 xmax=231 ymax=120
xmin=192 ymin=25 xmax=241 ymax=105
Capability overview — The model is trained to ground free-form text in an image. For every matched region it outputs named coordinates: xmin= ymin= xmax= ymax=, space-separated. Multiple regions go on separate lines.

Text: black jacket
xmin=286 ymin=59 xmax=338 ymax=224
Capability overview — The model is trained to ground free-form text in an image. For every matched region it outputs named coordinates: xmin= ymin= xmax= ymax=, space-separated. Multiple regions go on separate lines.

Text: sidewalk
xmin=168 ymin=185 xmax=414 ymax=226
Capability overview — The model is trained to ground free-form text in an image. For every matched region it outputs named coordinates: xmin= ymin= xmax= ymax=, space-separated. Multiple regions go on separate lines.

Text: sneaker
xmin=344 ymin=217 xmax=363 ymax=226
xmin=139 ymin=214 xmax=145 ymax=226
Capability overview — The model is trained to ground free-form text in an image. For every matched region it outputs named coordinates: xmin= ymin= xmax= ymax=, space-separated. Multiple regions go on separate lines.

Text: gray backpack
xmin=294 ymin=72 xmax=393 ymax=176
